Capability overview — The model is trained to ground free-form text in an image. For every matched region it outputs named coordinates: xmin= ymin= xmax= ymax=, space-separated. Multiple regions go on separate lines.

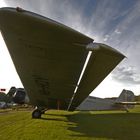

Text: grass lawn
xmin=0 ymin=106 xmax=140 ymax=140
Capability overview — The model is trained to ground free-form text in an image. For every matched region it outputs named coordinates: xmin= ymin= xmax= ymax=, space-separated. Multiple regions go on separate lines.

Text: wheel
xmin=41 ymin=110 xmax=45 ymax=114
xmin=32 ymin=109 xmax=42 ymax=118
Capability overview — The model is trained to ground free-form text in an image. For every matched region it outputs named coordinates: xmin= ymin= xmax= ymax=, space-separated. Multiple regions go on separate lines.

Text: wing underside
xmin=0 ymin=8 xmax=125 ymax=110
xmin=0 ymin=7 xmax=93 ymax=108
xmin=68 ymin=44 xmax=125 ymax=110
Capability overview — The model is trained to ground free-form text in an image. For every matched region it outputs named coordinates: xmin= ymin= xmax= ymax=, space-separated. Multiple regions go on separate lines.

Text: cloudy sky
xmin=0 ymin=0 xmax=140 ymax=98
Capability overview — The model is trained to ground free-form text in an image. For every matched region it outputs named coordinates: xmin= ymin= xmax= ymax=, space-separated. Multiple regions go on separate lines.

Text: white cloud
xmin=114 ymin=29 xmax=121 ymax=34
xmin=0 ymin=0 xmax=6 ymax=7
xmin=103 ymin=35 xmax=110 ymax=42
xmin=112 ymin=66 xmax=140 ymax=85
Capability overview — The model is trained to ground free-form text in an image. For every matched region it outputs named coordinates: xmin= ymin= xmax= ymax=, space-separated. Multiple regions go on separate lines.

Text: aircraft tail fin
xmin=116 ymin=89 xmax=135 ymax=102
xmin=115 ymin=89 xmax=135 ymax=109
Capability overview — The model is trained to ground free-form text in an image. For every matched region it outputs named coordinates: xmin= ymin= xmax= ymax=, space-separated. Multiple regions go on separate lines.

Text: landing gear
xmin=32 ymin=107 xmax=47 ymax=118
xmin=32 ymin=109 xmax=42 ymax=118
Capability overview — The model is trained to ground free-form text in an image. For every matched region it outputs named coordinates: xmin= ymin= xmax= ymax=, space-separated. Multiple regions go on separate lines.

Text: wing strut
xmin=67 ymin=51 xmax=92 ymax=110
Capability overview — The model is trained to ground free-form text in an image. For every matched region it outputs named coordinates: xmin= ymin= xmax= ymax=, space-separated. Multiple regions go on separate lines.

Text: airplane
xmin=77 ymin=89 xmax=140 ymax=112
xmin=0 ymin=7 xmax=125 ymax=118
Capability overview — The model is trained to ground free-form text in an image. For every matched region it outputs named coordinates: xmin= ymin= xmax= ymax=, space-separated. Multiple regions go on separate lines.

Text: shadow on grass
xmin=40 ymin=111 xmax=140 ymax=139
xmin=44 ymin=113 xmax=69 ymax=117
xmin=66 ymin=112 xmax=140 ymax=140
xmin=40 ymin=117 xmax=68 ymax=122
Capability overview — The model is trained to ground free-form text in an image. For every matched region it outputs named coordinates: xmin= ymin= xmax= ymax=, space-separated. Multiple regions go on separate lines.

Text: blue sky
xmin=0 ymin=0 xmax=140 ymax=97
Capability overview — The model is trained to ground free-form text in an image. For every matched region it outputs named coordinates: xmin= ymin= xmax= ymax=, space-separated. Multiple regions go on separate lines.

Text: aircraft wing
xmin=0 ymin=7 xmax=125 ymax=110
xmin=0 ymin=7 xmax=93 ymax=108
xmin=68 ymin=44 xmax=125 ymax=110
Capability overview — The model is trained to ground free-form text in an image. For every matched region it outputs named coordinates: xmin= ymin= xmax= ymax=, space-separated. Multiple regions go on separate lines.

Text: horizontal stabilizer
xmin=115 ymin=102 xmax=140 ymax=105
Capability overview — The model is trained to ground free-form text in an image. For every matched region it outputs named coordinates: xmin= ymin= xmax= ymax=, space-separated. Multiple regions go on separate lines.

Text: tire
xmin=32 ymin=109 xmax=42 ymax=118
